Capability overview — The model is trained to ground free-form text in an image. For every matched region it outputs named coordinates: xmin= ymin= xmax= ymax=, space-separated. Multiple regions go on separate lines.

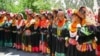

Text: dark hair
xmin=29 ymin=14 xmax=33 ymax=17
xmin=35 ymin=15 xmax=41 ymax=20
xmin=6 ymin=13 xmax=12 ymax=20
xmin=17 ymin=14 xmax=23 ymax=19
xmin=79 ymin=6 xmax=86 ymax=14
xmin=41 ymin=13 xmax=48 ymax=19
xmin=58 ymin=9 xmax=63 ymax=11
xmin=53 ymin=10 xmax=58 ymax=14
xmin=47 ymin=13 xmax=53 ymax=19
xmin=72 ymin=13 xmax=82 ymax=23
xmin=98 ymin=8 xmax=100 ymax=23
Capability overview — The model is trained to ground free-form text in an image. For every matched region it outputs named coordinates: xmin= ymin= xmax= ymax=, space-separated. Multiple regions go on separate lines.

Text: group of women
xmin=0 ymin=6 xmax=100 ymax=56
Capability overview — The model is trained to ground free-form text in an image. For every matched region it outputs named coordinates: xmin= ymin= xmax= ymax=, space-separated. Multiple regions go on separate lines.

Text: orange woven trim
xmin=70 ymin=22 xmax=79 ymax=32
xmin=0 ymin=18 xmax=4 ymax=23
xmin=34 ymin=19 xmax=40 ymax=27
xmin=57 ymin=18 xmax=66 ymax=27
xmin=82 ymin=19 xmax=86 ymax=26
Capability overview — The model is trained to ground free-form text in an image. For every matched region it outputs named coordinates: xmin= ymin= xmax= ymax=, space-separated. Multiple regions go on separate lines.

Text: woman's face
xmin=27 ymin=14 xmax=32 ymax=20
xmin=57 ymin=12 xmax=64 ymax=20
xmin=1 ymin=14 xmax=5 ymax=18
xmin=72 ymin=15 xmax=80 ymax=23
xmin=18 ymin=15 xmax=22 ymax=20
xmin=6 ymin=15 xmax=11 ymax=20
xmin=47 ymin=15 xmax=51 ymax=19
xmin=79 ymin=8 xmax=86 ymax=19
xmin=53 ymin=10 xmax=58 ymax=17
xmin=41 ymin=16 xmax=46 ymax=20
xmin=34 ymin=16 xmax=40 ymax=20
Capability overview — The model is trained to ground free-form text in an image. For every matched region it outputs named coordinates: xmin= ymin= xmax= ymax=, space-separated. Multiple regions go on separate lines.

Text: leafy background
xmin=0 ymin=0 xmax=99 ymax=13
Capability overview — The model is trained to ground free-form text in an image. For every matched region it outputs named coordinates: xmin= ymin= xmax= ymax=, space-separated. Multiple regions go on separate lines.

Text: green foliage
xmin=0 ymin=0 xmax=25 ymax=13
xmin=33 ymin=0 xmax=51 ymax=12
xmin=0 ymin=0 xmax=51 ymax=13
xmin=0 ymin=0 xmax=99 ymax=13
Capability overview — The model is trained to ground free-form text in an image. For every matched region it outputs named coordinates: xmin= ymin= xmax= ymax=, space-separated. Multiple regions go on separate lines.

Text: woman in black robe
xmin=11 ymin=15 xmax=17 ymax=48
xmin=4 ymin=13 xmax=12 ymax=47
xmin=39 ymin=14 xmax=50 ymax=54
xmin=23 ymin=14 xmax=35 ymax=52
xmin=48 ymin=10 xmax=58 ymax=56
xmin=75 ymin=6 xmax=96 ymax=56
xmin=31 ymin=15 xmax=40 ymax=52
xmin=55 ymin=11 xmax=69 ymax=56
xmin=66 ymin=12 xmax=82 ymax=56
xmin=16 ymin=14 xmax=24 ymax=49
xmin=0 ymin=14 xmax=5 ymax=47
xmin=47 ymin=12 xmax=55 ymax=55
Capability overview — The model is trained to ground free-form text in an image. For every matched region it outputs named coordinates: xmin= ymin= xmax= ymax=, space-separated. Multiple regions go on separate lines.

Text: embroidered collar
xmin=16 ymin=19 xmax=24 ymax=29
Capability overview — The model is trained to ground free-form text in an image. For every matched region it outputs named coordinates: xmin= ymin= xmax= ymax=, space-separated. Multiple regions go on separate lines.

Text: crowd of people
xmin=0 ymin=6 xmax=100 ymax=56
